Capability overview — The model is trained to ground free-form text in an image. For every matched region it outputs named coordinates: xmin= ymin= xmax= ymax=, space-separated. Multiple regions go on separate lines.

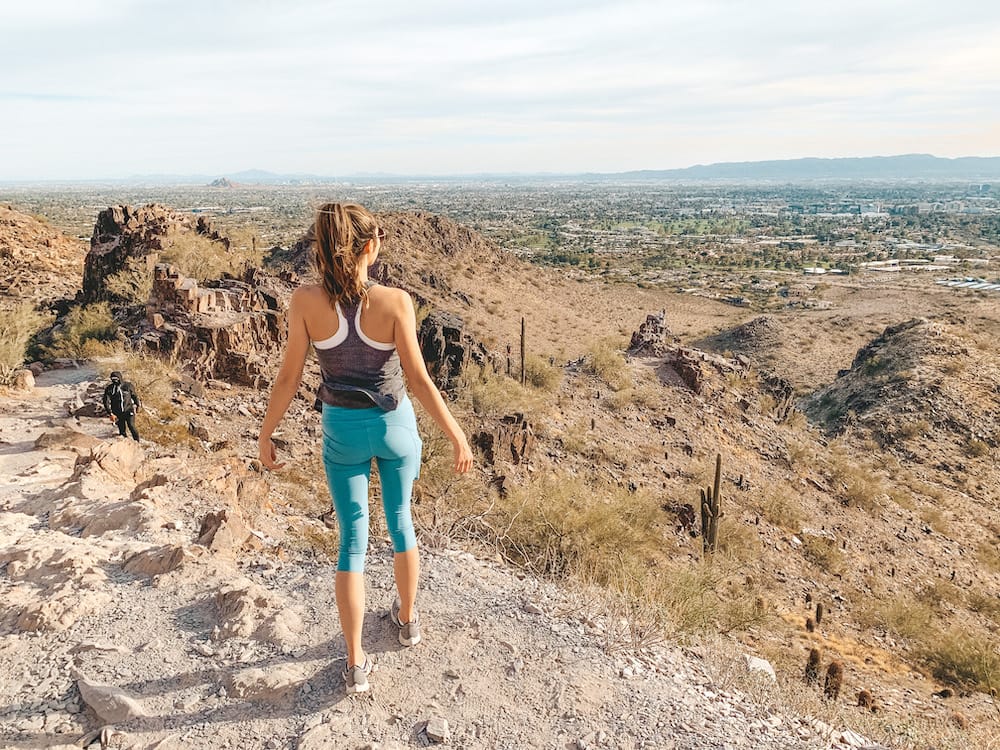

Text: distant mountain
xmin=9 ymin=154 xmax=998 ymax=186
xmin=605 ymin=154 xmax=1000 ymax=182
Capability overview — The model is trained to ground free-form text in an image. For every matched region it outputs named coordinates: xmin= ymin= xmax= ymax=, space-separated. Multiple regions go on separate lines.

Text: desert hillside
xmin=1 ymin=203 xmax=998 ymax=750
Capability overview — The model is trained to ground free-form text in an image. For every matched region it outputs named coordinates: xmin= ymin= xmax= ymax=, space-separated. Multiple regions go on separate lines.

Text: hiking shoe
xmin=343 ymin=655 xmax=373 ymax=694
xmin=390 ymin=598 xmax=421 ymax=647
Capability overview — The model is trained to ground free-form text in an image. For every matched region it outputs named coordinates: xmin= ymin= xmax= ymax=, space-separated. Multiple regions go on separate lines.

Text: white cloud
xmin=1 ymin=0 xmax=998 ymax=178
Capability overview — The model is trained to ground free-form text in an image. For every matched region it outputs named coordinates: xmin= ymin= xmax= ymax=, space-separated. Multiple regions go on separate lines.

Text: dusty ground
xmin=0 ymin=368 xmax=890 ymax=750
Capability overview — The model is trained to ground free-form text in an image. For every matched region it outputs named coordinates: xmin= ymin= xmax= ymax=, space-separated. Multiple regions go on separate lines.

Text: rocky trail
xmin=1 ymin=371 xmax=882 ymax=750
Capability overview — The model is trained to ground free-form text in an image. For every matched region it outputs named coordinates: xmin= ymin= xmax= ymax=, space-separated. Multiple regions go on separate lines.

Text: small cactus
xmin=857 ymin=689 xmax=876 ymax=712
xmin=805 ymin=648 xmax=821 ymax=684
xmin=805 ymin=617 xmax=815 ymax=633
xmin=815 ymin=602 xmax=824 ymax=625
xmin=824 ymin=661 xmax=844 ymax=700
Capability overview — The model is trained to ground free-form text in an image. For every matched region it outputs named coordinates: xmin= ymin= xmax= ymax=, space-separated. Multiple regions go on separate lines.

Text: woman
xmin=258 ymin=202 xmax=473 ymax=694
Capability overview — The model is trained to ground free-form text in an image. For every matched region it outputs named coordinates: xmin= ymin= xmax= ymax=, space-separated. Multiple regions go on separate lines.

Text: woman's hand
xmin=453 ymin=436 xmax=474 ymax=474
xmin=259 ymin=436 xmax=285 ymax=471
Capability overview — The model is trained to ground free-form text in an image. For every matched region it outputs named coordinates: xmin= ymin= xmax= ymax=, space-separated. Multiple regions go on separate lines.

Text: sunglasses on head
xmin=375 ymin=227 xmax=386 ymax=241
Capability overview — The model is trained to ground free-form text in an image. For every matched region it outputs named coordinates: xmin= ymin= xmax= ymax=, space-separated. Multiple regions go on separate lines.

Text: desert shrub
xmin=967 ymin=592 xmax=1000 ymax=622
xmin=916 ymin=626 xmax=1000 ymax=694
xmin=523 ymin=354 xmax=562 ymax=391
xmin=920 ymin=507 xmax=950 ymax=535
xmin=0 ymin=303 xmax=50 ymax=384
xmin=106 ymin=256 xmax=154 ymax=305
xmin=965 ymin=438 xmax=990 ymax=458
xmin=757 ymin=490 xmax=803 ymax=530
xmin=45 ymin=302 xmax=118 ymax=359
xmin=800 ymin=535 xmax=845 ymax=575
xmin=826 ymin=446 xmax=885 ymax=511
xmin=976 ymin=540 xmax=1000 ymax=573
xmin=898 ymin=418 xmax=932 ymax=440
xmin=161 ymin=228 xmax=257 ymax=282
xmin=584 ymin=338 xmax=631 ymax=391
xmin=857 ymin=594 xmax=935 ymax=639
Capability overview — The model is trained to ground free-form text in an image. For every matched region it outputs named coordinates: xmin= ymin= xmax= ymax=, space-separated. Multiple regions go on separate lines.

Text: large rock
xmin=473 ymin=413 xmax=534 ymax=466
xmin=138 ymin=264 xmax=285 ymax=386
xmin=213 ymin=579 xmax=303 ymax=646
xmin=122 ymin=544 xmax=195 ymax=577
xmin=627 ymin=311 xmax=676 ymax=356
xmin=76 ymin=439 xmax=145 ymax=483
xmin=76 ymin=674 xmax=148 ymax=723
xmin=418 ymin=310 xmax=494 ymax=390
xmin=197 ymin=508 xmax=253 ymax=555
xmin=34 ymin=427 xmax=102 ymax=455
xmin=10 ymin=368 xmax=35 ymax=391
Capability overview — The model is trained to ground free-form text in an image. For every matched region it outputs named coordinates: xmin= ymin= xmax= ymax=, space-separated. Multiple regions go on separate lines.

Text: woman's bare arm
xmin=393 ymin=290 xmax=473 ymax=474
xmin=258 ymin=289 xmax=311 ymax=470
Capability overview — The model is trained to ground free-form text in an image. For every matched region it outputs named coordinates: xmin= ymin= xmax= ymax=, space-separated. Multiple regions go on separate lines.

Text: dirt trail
xmin=0 ymin=372 xmax=871 ymax=750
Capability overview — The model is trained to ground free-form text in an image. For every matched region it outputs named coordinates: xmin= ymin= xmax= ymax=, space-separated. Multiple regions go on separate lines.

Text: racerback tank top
xmin=313 ymin=286 xmax=406 ymax=411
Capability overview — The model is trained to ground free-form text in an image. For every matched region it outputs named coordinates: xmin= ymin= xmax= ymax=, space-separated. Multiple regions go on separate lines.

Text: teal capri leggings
xmin=321 ymin=395 xmax=422 ymax=572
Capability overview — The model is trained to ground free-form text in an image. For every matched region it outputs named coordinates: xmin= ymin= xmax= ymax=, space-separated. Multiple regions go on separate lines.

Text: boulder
xmin=34 ymin=427 xmax=102 ymax=455
xmin=215 ymin=579 xmax=277 ymax=640
xmin=76 ymin=439 xmax=145 ymax=483
xmin=418 ymin=310 xmax=494 ymax=390
xmin=76 ymin=674 xmax=148 ymax=723
xmin=473 ymin=413 xmax=534 ymax=466
xmin=197 ymin=508 xmax=253 ymax=556
xmin=122 ymin=544 xmax=195 ymax=577
xmin=11 ymin=369 xmax=35 ymax=391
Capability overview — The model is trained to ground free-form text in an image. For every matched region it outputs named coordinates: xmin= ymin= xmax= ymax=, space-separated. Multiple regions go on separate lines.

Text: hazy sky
xmin=2 ymin=0 xmax=999 ymax=179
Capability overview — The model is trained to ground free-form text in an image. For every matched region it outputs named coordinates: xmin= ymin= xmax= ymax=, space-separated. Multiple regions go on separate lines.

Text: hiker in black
xmin=102 ymin=371 xmax=141 ymax=441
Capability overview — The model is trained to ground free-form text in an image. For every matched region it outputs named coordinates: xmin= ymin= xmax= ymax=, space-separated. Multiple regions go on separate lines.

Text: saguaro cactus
xmin=700 ymin=453 xmax=723 ymax=556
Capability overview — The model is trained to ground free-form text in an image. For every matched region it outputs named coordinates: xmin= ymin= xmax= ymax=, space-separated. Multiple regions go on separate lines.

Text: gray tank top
xmin=314 ymin=289 xmax=406 ymax=411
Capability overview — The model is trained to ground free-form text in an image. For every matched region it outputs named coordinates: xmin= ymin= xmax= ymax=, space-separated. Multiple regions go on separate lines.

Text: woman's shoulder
xmin=370 ymin=284 xmax=412 ymax=311
xmin=291 ymin=283 xmax=327 ymax=306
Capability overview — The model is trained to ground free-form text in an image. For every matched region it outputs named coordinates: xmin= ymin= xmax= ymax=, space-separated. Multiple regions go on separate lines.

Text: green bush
xmin=106 ymin=257 xmax=154 ymax=305
xmin=45 ymin=302 xmax=118 ymax=359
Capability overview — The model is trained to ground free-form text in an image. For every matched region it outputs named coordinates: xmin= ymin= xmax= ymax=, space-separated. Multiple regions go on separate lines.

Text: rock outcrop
xmin=137 ymin=264 xmax=285 ymax=386
xmin=627 ymin=310 xmax=677 ymax=356
xmin=473 ymin=413 xmax=535 ymax=466
xmin=82 ymin=204 xmax=235 ymax=303
xmin=418 ymin=310 xmax=495 ymax=390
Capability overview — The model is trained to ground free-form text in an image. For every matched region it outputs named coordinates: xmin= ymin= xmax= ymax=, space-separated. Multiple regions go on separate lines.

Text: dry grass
xmin=458 ymin=363 xmax=550 ymax=419
xmin=700 ymin=635 xmax=993 ymax=750
xmin=916 ymin=625 xmax=1000 ymax=694
xmin=522 ymin=353 xmax=563 ymax=391
xmin=0 ymin=303 xmax=51 ymax=384
xmin=857 ymin=594 xmax=935 ymax=640
xmin=756 ymin=486 xmax=804 ymax=530
xmin=800 ymin=535 xmax=846 ymax=576
xmin=584 ymin=338 xmax=631 ymax=391
xmin=160 ymin=229 xmax=260 ymax=282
